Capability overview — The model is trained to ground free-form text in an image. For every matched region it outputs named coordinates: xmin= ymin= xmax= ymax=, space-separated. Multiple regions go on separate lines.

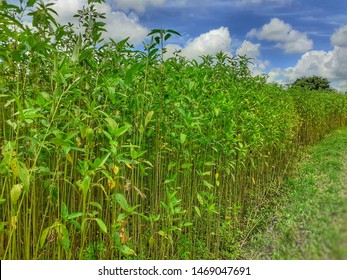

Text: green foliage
xmin=292 ymin=75 xmax=331 ymax=91
xmin=1 ymin=1 xmax=347 ymax=260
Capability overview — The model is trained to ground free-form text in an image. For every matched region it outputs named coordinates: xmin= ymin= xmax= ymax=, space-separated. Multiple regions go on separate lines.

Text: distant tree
xmin=292 ymin=76 xmax=331 ymax=91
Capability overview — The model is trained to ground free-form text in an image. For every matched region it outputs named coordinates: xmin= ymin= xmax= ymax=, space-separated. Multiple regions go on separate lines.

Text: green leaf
xmin=40 ymin=227 xmax=51 ymax=248
xmin=114 ymin=125 xmax=131 ymax=138
xmin=197 ymin=193 xmax=204 ymax=205
xmin=181 ymin=163 xmax=192 ymax=169
xmin=78 ymin=175 xmax=91 ymax=198
xmin=189 ymin=81 xmax=195 ymax=91
xmin=168 ymin=162 xmax=176 ymax=171
xmin=115 ymin=193 xmax=131 ymax=212
xmin=147 ymin=29 xmax=162 ymax=36
xmin=105 ymin=117 xmax=117 ymax=130
xmin=148 ymin=48 xmax=159 ymax=58
xmin=10 ymin=184 xmax=23 ymax=204
xmin=125 ymin=64 xmax=142 ymax=85
xmin=0 ymin=198 xmax=6 ymax=205
xmin=203 ymin=180 xmax=214 ymax=189
xmin=59 ymin=224 xmax=70 ymax=252
xmin=113 ymin=232 xmax=121 ymax=247
xmin=194 ymin=206 xmax=201 ymax=217
xmin=69 ymin=220 xmax=81 ymax=229
xmin=67 ymin=212 xmax=83 ymax=220
xmin=18 ymin=161 xmax=30 ymax=191
xmin=180 ymin=133 xmax=187 ymax=145
xmin=89 ymin=201 xmax=102 ymax=210
xmin=120 ymin=245 xmax=136 ymax=256
xmin=92 ymin=152 xmax=110 ymax=169
xmin=95 ymin=218 xmax=107 ymax=234
xmin=0 ymin=222 xmax=7 ymax=232
xmin=117 ymin=213 xmax=127 ymax=221
xmin=164 ymin=33 xmax=171 ymax=41
xmin=145 ymin=111 xmax=154 ymax=127
xmin=166 ymin=226 xmax=180 ymax=232
xmin=85 ymin=127 xmax=94 ymax=143
xmin=183 ymin=222 xmax=193 ymax=227
xmin=72 ymin=35 xmax=82 ymax=63
xmin=102 ymin=129 xmax=113 ymax=141
xmin=61 ymin=202 xmax=68 ymax=219
xmin=167 ymin=29 xmax=181 ymax=36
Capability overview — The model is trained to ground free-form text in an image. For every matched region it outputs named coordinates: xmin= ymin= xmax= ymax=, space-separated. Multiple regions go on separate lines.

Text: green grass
xmin=242 ymin=127 xmax=347 ymax=259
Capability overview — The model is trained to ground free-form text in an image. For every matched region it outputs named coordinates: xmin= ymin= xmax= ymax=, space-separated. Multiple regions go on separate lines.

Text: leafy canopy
xmin=292 ymin=76 xmax=331 ymax=91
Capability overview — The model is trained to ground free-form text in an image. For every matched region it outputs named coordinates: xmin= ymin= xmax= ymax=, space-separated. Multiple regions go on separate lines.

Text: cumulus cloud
xmin=236 ymin=40 xmax=270 ymax=75
xmin=164 ymin=27 xmax=232 ymax=60
xmin=247 ymin=18 xmax=313 ymax=53
xmin=281 ymin=50 xmax=334 ymax=81
xmin=236 ymin=40 xmax=260 ymax=58
xmin=268 ymin=24 xmax=347 ymax=91
xmin=47 ymin=0 xmax=83 ymax=23
xmin=331 ymin=46 xmax=347 ymax=79
xmin=105 ymin=11 xmax=149 ymax=44
xmin=181 ymin=27 xmax=232 ymax=59
xmin=47 ymin=0 xmax=148 ymax=44
xmin=331 ymin=25 xmax=347 ymax=48
xmin=163 ymin=27 xmax=233 ymax=61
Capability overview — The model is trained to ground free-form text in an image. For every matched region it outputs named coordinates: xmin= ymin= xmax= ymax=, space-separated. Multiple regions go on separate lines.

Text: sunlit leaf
xmin=115 ymin=193 xmax=131 ymax=212
xmin=95 ymin=218 xmax=107 ymax=234
xmin=89 ymin=201 xmax=102 ymax=210
xmin=194 ymin=206 xmax=201 ymax=217
xmin=117 ymin=213 xmax=127 ymax=221
xmin=145 ymin=111 xmax=154 ymax=127
xmin=67 ymin=212 xmax=83 ymax=220
xmin=197 ymin=193 xmax=204 ymax=205
xmin=40 ymin=227 xmax=51 ymax=248
xmin=10 ymin=184 xmax=23 ymax=204
xmin=18 ymin=161 xmax=30 ymax=191
xmin=203 ymin=180 xmax=214 ymax=189
xmin=180 ymin=133 xmax=187 ymax=145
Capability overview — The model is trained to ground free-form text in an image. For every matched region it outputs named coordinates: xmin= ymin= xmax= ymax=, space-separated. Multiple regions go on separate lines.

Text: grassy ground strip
xmin=242 ymin=127 xmax=347 ymax=260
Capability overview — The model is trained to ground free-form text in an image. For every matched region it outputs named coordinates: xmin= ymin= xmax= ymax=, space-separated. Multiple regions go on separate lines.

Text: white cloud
xmin=331 ymin=46 xmax=347 ymax=79
xmin=163 ymin=44 xmax=182 ymax=59
xmin=247 ymin=18 xmax=313 ymax=53
xmin=337 ymin=81 xmax=347 ymax=92
xmin=236 ymin=40 xmax=260 ymax=58
xmin=267 ymin=25 xmax=347 ymax=91
xmin=282 ymin=50 xmax=334 ymax=81
xmin=331 ymin=24 xmax=347 ymax=48
xmin=47 ymin=0 xmax=149 ymax=44
xmin=111 ymin=0 xmax=165 ymax=14
xmin=267 ymin=68 xmax=282 ymax=83
xmin=48 ymin=0 xmax=83 ymax=23
xmin=236 ymin=40 xmax=270 ymax=76
xmin=106 ymin=11 xmax=149 ymax=44
xmin=181 ymin=27 xmax=232 ymax=59
xmin=163 ymin=27 xmax=232 ymax=60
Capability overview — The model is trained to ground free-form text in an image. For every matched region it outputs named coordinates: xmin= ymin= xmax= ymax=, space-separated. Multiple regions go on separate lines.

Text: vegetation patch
xmin=1 ymin=0 xmax=347 ymax=259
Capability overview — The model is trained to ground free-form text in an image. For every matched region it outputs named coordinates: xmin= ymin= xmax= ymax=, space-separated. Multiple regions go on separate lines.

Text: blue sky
xmin=9 ymin=0 xmax=347 ymax=91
